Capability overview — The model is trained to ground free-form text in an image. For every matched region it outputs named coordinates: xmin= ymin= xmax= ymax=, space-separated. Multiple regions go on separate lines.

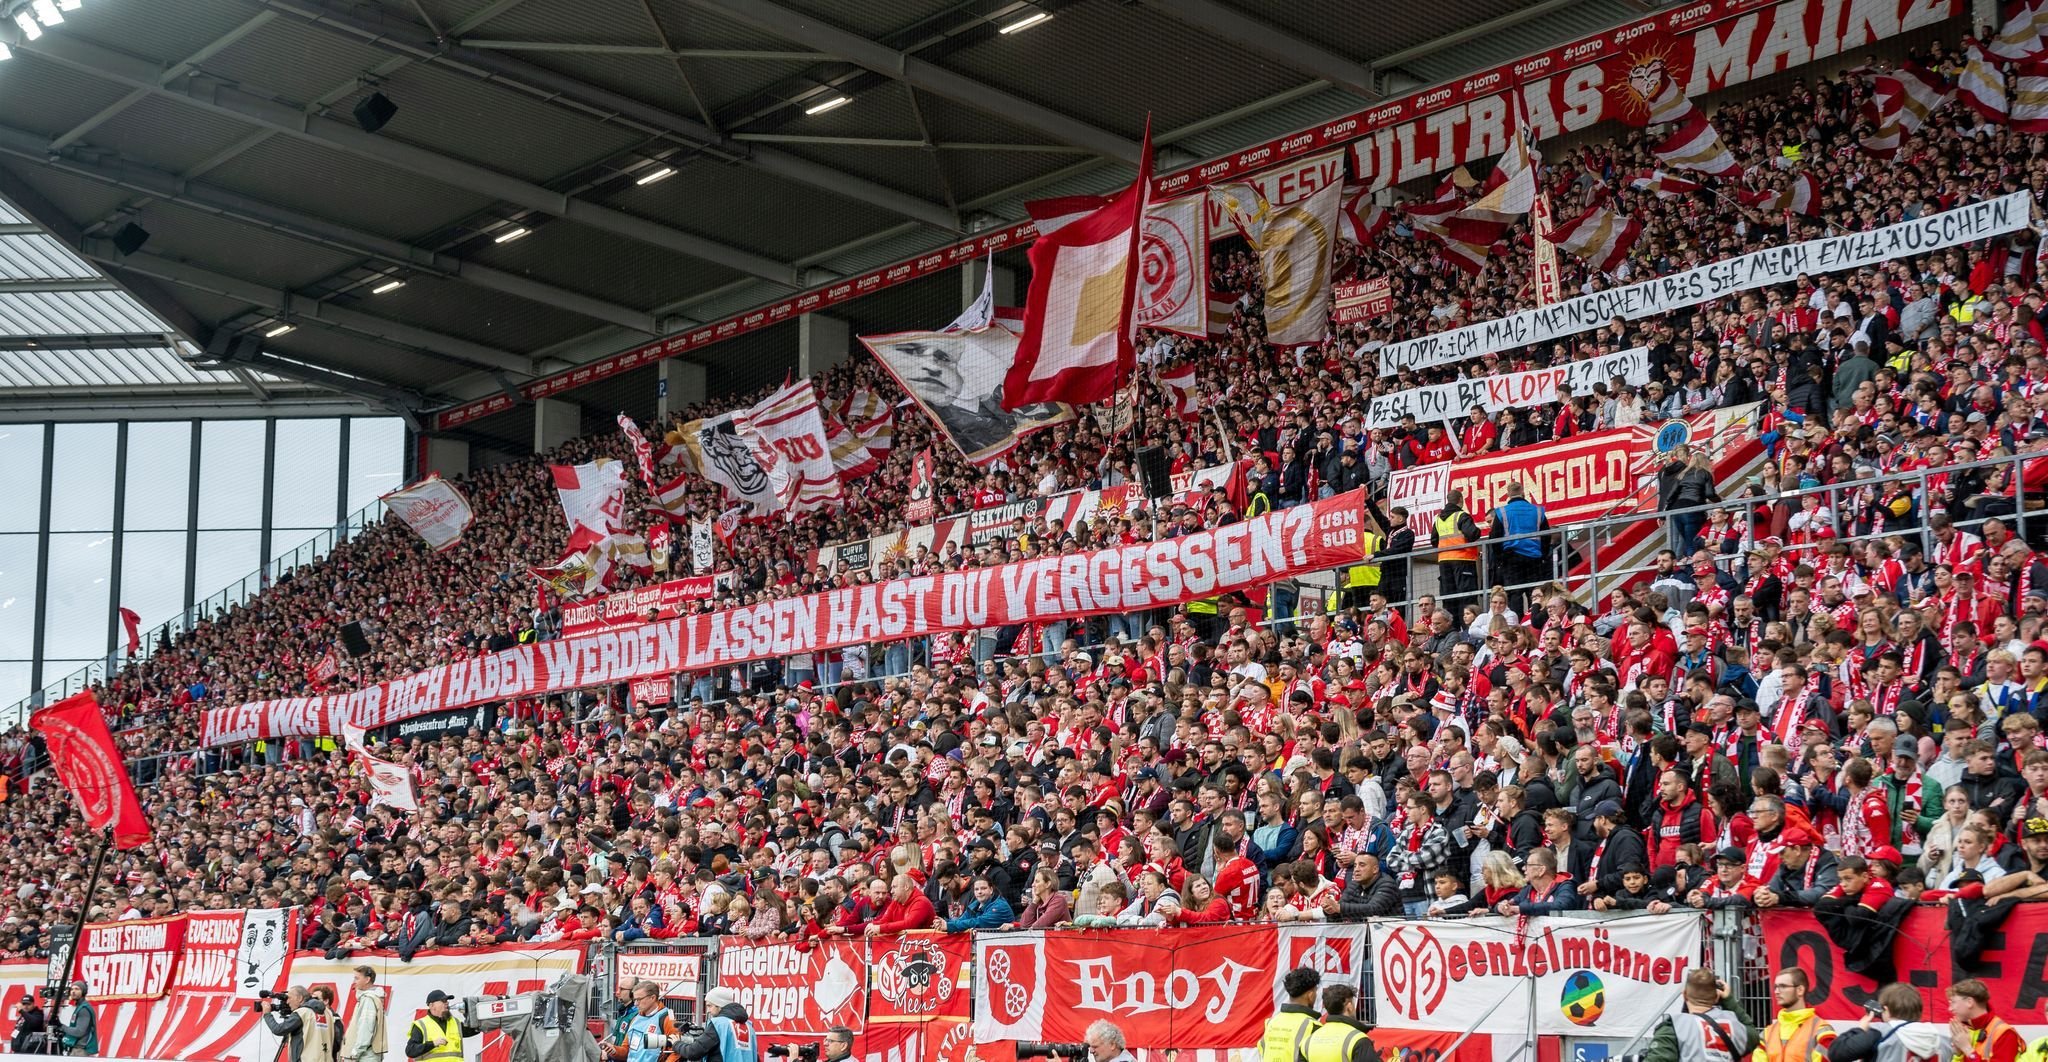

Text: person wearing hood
xmin=674 ymin=986 xmax=758 ymax=1062
xmin=262 ymin=986 xmax=336 ymax=1062
xmin=1756 ymin=969 xmax=1836 ymax=1062
xmin=1827 ymin=983 xmax=1952 ymax=1062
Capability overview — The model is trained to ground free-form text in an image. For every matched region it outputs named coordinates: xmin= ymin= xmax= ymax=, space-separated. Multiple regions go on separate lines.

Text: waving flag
xmin=540 ymin=458 xmax=648 ymax=596
xmin=1863 ymin=61 xmax=1955 ymax=156
xmin=1341 ymin=186 xmax=1390 ymax=245
xmin=1653 ymin=110 xmax=1741 ymax=178
xmin=1219 ymin=179 xmax=1343 ymax=345
xmin=1989 ymin=0 xmax=2048 ymax=59
xmin=1404 ymin=189 xmax=1508 ymax=276
xmin=666 ymin=410 xmax=792 ymax=516
xmin=1739 ymin=173 xmax=1821 ymax=216
xmin=1464 ymin=121 xmax=1538 ymax=224
xmin=745 ymin=380 xmax=845 ymax=514
xmin=1627 ymin=170 xmax=1702 ymax=198
xmin=821 ymin=403 xmax=880 ymax=480
xmin=118 ymin=606 xmax=141 ymax=656
xmin=1547 ymin=200 xmax=1642 ymax=274
xmin=1009 ymin=124 xmax=1151 ymax=407
xmin=2013 ymin=58 xmax=2048 ymax=131
xmin=1159 ymin=364 xmax=1200 ymax=420
xmin=379 ymin=475 xmax=475 ymax=552
xmin=31 ymin=692 xmax=151 ymax=849
xmin=1959 ymin=41 xmax=2009 ymax=121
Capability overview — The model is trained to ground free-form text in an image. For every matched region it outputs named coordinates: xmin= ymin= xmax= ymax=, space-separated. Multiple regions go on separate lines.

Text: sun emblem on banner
xmin=1605 ymin=38 xmax=1686 ymax=125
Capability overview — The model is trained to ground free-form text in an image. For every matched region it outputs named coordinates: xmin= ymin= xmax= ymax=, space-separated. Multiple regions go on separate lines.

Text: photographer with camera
xmin=669 ymin=986 xmax=756 ymax=1062
xmin=258 ymin=986 xmax=334 ymax=1062
xmin=11 ymin=990 xmax=46 ymax=1054
xmin=822 ymin=1027 xmax=854 ymax=1062
xmin=55 ymin=981 xmax=97 ymax=1056
xmin=1083 ymin=1021 xmax=1134 ymax=1062
xmin=404 ymin=990 xmax=476 ymax=1062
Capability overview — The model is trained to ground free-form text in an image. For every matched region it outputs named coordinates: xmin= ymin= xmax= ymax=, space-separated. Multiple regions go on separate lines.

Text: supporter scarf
xmin=1903 ymin=636 xmax=1931 ymax=688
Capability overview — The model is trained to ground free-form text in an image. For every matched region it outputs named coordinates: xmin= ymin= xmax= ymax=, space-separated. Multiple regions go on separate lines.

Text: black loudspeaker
xmin=111 ymin=223 xmax=150 ymax=255
xmin=1135 ymin=445 xmax=1171 ymax=500
xmin=340 ymin=621 xmax=372 ymax=657
xmin=353 ymin=92 xmax=398 ymax=133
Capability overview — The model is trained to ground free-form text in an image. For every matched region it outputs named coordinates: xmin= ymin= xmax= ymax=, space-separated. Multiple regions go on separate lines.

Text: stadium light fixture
xmin=494 ymin=226 xmax=529 ymax=243
xmin=30 ymin=1 xmax=61 ymax=26
xmin=635 ymin=166 xmax=675 ymax=186
xmin=265 ymin=324 xmax=294 ymax=338
xmin=804 ymin=95 xmax=850 ymax=116
xmin=0 ymin=43 xmax=11 ymax=60
xmin=58 ymin=0 xmax=82 ymax=9
xmin=371 ymin=279 xmax=405 ymax=294
xmin=1000 ymin=11 xmax=1050 ymax=33
xmin=13 ymin=12 xmax=40 ymax=39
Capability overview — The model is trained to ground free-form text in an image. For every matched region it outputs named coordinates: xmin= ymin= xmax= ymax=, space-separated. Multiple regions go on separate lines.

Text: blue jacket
xmin=1491 ymin=498 xmax=1549 ymax=558
xmin=944 ymin=895 xmax=1015 ymax=932
xmin=1510 ymin=876 xmax=1584 ymax=914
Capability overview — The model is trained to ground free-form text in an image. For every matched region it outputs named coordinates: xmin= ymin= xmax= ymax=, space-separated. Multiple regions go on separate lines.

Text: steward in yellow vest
xmin=1262 ymin=968 xmax=1321 ymax=1062
xmin=407 ymin=991 xmax=476 ymax=1062
xmin=1304 ymin=985 xmax=1377 ymax=1062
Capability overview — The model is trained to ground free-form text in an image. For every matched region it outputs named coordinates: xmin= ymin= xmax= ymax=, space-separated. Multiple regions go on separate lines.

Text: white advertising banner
xmin=1368 ymin=346 xmax=1650 ymax=427
xmin=1371 ymin=913 xmax=1702 ymax=1038
xmin=1378 ymin=192 xmax=2031 ymax=375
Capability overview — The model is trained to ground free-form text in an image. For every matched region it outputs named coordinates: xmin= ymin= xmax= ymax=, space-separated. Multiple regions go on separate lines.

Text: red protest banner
xmin=201 ymin=489 xmax=1369 ymax=746
xmin=717 ymin=938 xmax=866 ymax=1039
xmin=560 ymin=575 xmax=725 ymax=636
xmin=1763 ymin=906 xmax=2048 ymax=1023
xmin=1331 ymin=278 xmax=1393 ymax=323
xmin=170 ymin=911 xmax=246 ymax=994
xmin=75 ymin=915 xmax=187 ymax=1001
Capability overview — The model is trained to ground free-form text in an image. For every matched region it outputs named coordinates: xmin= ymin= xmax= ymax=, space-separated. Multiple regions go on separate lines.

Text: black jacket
xmin=403 ymin=1008 xmax=478 ymax=1059
xmin=10 ymin=1005 xmax=45 ymax=1054
xmin=1590 ymin=826 xmax=1649 ymax=894
xmin=1337 ymin=869 xmax=1401 ymax=919
xmin=265 ymin=998 xmax=335 ymax=1062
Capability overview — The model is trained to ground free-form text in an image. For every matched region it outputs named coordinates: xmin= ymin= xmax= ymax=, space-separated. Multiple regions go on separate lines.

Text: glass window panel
xmin=124 ymin=422 xmax=193 ymax=531
xmin=0 ymin=534 xmax=36 ymax=659
xmin=0 ymin=427 xmax=43 ymax=533
xmin=41 ymin=530 xmax=113 ymax=662
xmin=346 ymin=417 xmax=407 ymax=515
xmin=119 ymin=531 xmax=188 ymax=633
xmin=47 ymin=423 xmax=116 ymax=532
xmin=272 ymin=419 xmax=339 ymax=529
xmin=192 ymin=529 xmax=260 ymax=610
xmin=197 ymin=421 xmax=266 ymax=530
xmin=0 ymin=662 xmax=30 ymax=713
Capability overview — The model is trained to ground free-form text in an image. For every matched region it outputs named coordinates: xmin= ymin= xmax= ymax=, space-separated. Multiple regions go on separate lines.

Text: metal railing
xmin=2 ymin=498 xmax=390 ymax=732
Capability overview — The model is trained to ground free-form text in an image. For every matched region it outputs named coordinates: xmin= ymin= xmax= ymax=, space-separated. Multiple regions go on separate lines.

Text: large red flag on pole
xmin=30 ymin=692 xmax=151 ymax=850
xmin=1005 ymin=121 xmax=1151 ymax=409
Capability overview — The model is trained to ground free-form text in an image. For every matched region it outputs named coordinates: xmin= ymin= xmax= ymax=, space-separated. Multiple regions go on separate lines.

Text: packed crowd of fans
xmin=3 ymin=40 xmax=2048 ymax=972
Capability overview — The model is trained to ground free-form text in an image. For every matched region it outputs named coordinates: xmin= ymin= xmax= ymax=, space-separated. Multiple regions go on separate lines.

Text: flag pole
xmin=48 ymin=827 xmax=112 ymax=1003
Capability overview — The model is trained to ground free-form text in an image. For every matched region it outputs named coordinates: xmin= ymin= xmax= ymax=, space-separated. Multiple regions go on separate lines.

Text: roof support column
xmin=797 ymin=314 xmax=850 ymax=380
xmin=534 ymin=398 xmax=582 ymax=454
xmin=657 ymin=360 xmax=705 ymax=423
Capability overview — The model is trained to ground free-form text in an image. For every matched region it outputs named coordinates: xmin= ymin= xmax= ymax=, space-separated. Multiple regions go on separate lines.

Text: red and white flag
xmin=306 ymin=647 xmax=339 ymax=688
xmin=2013 ymin=58 xmax=2048 ymax=131
xmin=118 ymin=606 xmax=141 ymax=656
xmin=1159 ymin=364 xmax=1200 ymax=420
xmin=616 ymin=413 xmax=663 ymax=486
xmin=1739 ymin=173 xmax=1822 ymax=216
xmin=840 ymin=387 xmax=897 ymax=457
xmin=1218 ymin=179 xmax=1343 ymax=346
xmin=1530 ymin=192 xmax=1564 ymax=306
xmin=1340 ymin=186 xmax=1390 ymax=245
xmin=1404 ymin=191 xmax=1507 ymax=275
xmin=1626 ymin=169 xmax=1702 ymax=198
xmin=1547 ymin=200 xmax=1642 ymax=274
xmin=1989 ymin=0 xmax=2048 ymax=59
xmin=1864 ymin=61 xmax=1955 ymax=156
xmin=712 ymin=506 xmax=743 ymax=546
xmin=31 ymin=692 xmax=151 ymax=849
xmin=820 ymin=402 xmax=881 ymax=480
xmin=1653 ymin=110 xmax=1742 ymax=179
xmin=664 ymin=409 xmax=792 ymax=516
xmin=1463 ymin=120 xmax=1537 ymax=224
xmin=647 ymin=522 xmax=672 ymax=573
xmin=744 ymin=380 xmax=845 ymax=514
xmin=540 ymin=458 xmax=647 ymax=596
xmin=379 ymin=475 xmax=475 ymax=552
xmin=1206 ymin=292 xmax=1239 ymax=336
xmin=1959 ymin=41 xmax=2009 ymax=122
xmin=1007 ymin=124 xmax=1151 ymax=408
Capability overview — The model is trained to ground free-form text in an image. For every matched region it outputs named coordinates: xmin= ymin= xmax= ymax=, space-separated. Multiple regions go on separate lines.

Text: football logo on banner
xmin=1136 ymin=194 xmax=1206 ymax=335
xmin=980 ymin=940 xmax=1043 ymax=1032
xmin=1378 ymin=924 xmax=1450 ymax=1021
xmin=874 ymin=936 xmax=955 ymax=1015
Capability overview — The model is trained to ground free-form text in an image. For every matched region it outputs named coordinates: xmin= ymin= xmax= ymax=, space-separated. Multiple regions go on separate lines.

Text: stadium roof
xmin=0 ymin=0 xmax=1640 ymax=431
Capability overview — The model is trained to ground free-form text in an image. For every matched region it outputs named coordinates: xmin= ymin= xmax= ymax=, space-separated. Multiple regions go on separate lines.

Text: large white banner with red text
xmin=972 ymin=923 xmax=1369 ymax=1050
xmin=1371 ymin=914 xmax=1701 ymax=1038
xmin=561 ymin=575 xmax=728 ymax=636
xmin=200 ymin=488 xmax=1367 ymax=746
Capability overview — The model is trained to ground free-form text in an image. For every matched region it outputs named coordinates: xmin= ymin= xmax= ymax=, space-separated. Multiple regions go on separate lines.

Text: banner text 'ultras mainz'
xmin=200 ymin=491 xmax=1367 ymax=745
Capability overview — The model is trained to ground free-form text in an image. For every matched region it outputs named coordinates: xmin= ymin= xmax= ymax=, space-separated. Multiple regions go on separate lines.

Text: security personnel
xmin=1948 ymin=978 xmax=2020 ymax=1062
xmin=1433 ymin=490 xmax=1481 ymax=613
xmin=406 ymin=990 xmax=475 ymax=1062
xmin=1342 ymin=526 xmax=1384 ymax=610
xmin=1262 ymin=967 xmax=1321 ymax=1062
xmin=1304 ymin=985 xmax=1376 ymax=1062
xmin=674 ymin=986 xmax=757 ymax=1062
xmin=1488 ymin=481 xmax=1551 ymax=615
xmin=1756 ymin=969 xmax=1834 ymax=1062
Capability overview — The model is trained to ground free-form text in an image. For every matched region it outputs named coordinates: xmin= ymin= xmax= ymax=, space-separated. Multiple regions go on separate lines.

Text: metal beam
xmin=459 ymin=40 xmax=823 ymax=60
xmin=681 ymin=0 xmax=1142 ymax=165
xmin=0 ymin=392 xmax=383 ymax=423
xmin=83 ymin=244 xmax=536 ymax=376
xmin=0 ymin=223 xmax=43 ymax=235
xmin=48 ymin=11 xmax=279 ymax=150
xmin=728 ymin=133 xmax=1087 ymax=153
xmin=0 ymin=277 xmax=119 ymax=293
xmin=0 ymin=121 xmax=675 ymax=335
xmin=0 ymin=333 xmax=176 ymax=351
xmin=0 ymin=167 xmax=213 ymax=346
xmin=1369 ymin=0 xmax=1589 ymax=69
xmin=5 ymin=26 xmax=809 ymax=287
xmin=1134 ymin=0 xmax=1377 ymax=100
xmin=252 ymin=0 xmax=961 ymax=232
